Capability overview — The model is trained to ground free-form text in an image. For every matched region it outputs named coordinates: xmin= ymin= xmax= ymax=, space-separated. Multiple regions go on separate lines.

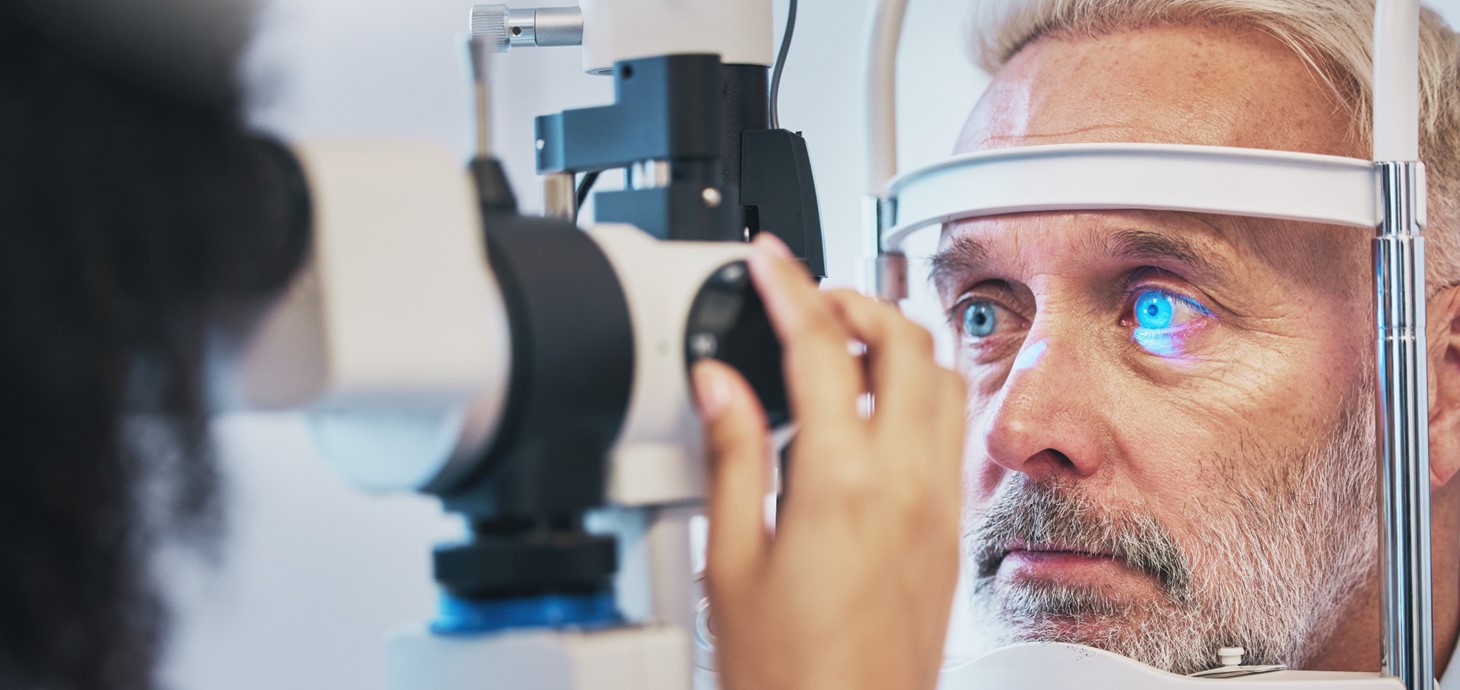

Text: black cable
xmin=770 ymin=0 xmax=799 ymax=130
xmin=575 ymin=170 xmax=601 ymax=209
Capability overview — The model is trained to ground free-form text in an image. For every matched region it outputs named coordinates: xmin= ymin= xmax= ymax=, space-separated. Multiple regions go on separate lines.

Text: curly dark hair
xmin=0 ymin=4 xmax=306 ymax=688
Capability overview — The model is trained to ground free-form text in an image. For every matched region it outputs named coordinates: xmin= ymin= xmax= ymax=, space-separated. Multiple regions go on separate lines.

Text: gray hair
xmin=969 ymin=0 xmax=1460 ymax=285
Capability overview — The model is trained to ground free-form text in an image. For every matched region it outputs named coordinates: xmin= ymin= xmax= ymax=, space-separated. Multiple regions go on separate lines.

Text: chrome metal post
xmin=543 ymin=172 xmax=576 ymax=221
xmin=1376 ymin=160 xmax=1433 ymax=690
xmin=863 ymin=194 xmax=906 ymax=302
xmin=467 ymin=38 xmax=494 ymax=159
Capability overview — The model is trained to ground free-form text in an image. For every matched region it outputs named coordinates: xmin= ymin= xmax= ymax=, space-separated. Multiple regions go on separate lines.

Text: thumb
xmin=693 ymin=359 xmax=771 ymax=592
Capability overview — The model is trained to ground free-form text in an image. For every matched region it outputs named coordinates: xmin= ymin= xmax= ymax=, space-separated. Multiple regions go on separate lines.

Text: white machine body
xmin=227 ymin=141 xmax=513 ymax=493
xmin=226 ymin=143 xmax=755 ymax=505
xmin=587 ymin=228 xmax=756 ymax=656
xmin=386 ymin=625 xmax=691 ymax=690
xmin=590 ymin=225 xmax=752 ymax=509
xmin=237 ymin=142 xmax=508 ymax=410
xmin=226 ymin=141 xmax=741 ymax=690
xmin=578 ymin=0 xmax=773 ymax=73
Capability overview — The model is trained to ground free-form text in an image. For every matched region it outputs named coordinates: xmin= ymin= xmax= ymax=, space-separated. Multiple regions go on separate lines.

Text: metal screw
xmin=1218 ymin=647 xmax=1245 ymax=667
xmin=690 ymin=334 xmax=719 ymax=358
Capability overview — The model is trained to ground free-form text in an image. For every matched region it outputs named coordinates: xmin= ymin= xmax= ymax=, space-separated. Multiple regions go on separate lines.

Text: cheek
xmin=1102 ymin=376 xmax=1346 ymax=532
xmin=1103 ymin=385 xmax=1254 ymax=503
xmin=1106 ymin=401 xmax=1210 ymax=474
xmin=1116 ymin=306 xmax=1369 ymax=467
xmin=1166 ymin=334 xmax=1366 ymax=456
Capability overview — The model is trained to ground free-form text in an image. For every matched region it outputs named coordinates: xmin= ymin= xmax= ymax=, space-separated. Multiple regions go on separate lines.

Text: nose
xmin=980 ymin=336 xmax=1109 ymax=480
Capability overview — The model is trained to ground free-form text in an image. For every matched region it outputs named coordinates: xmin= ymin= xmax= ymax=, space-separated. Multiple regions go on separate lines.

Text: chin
xmin=991 ymin=601 xmax=1151 ymax=653
xmin=971 ymin=582 xmax=1218 ymax=675
xmin=1011 ymin=614 xmax=1129 ymax=643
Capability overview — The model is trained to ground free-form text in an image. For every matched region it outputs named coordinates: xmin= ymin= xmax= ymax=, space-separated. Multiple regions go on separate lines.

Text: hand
xmin=692 ymin=234 xmax=967 ymax=690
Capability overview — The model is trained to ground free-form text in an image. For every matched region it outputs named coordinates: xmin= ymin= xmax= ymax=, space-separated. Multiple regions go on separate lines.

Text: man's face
xmin=941 ymin=23 xmax=1379 ymax=673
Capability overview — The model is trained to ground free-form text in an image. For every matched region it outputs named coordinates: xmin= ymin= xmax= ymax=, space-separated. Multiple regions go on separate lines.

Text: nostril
xmin=1001 ymin=448 xmax=1081 ymax=479
xmin=1042 ymin=449 xmax=1075 ymax=469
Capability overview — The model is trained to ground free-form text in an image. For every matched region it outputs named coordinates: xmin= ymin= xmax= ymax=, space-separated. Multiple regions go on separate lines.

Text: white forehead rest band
xmin=880 ymin=143 xmax=1406 ymax=252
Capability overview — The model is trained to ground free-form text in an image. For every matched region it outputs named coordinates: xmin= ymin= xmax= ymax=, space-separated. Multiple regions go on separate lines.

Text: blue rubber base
xmin=431 ymin=592 xmax=623 ymax=636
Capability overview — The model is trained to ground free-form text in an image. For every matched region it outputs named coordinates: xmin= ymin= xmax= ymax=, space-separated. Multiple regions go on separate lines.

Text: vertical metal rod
xmin=860 ymin=194 xmax=883 ymax=296
xmin=542 ymin=172 xmax=577 ymax=221
xmin=1376 ymin=160 xmax=1434 ymax=690
xmin=863 ymin=195 xmax=906 ymax=302
xmin=467 ymin=38 xmax=494 ymax=158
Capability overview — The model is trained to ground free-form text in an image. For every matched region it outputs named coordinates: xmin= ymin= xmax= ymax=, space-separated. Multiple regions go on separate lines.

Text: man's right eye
xmin=958 ymin=299 xmax=1007 ymax=340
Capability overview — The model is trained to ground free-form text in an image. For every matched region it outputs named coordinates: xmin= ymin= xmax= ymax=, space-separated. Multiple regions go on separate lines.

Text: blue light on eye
xmin=1134 ymin=329 xmax=1180 ymax=357
xmin=963 ymin=301 xmax=997 ymax=338
xmin=1131 ymin=289 xmax=1213 ymax=357
xmin=1134 ymin=290 xmax=1175 ymax=330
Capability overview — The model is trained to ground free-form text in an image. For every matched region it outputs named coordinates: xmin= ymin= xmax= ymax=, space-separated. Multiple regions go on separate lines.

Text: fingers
xmin=747 ymin=234 xmax=866 ymax=434
xmin=746 ymin=233 xmax=966 ymax=512
xmin=693 ymin=359 xmax=772 ymax=590
xmin=821 ymin=289 xmax=966 ymax=519
xmin=822 ymin=290 xmax=939 ymax=434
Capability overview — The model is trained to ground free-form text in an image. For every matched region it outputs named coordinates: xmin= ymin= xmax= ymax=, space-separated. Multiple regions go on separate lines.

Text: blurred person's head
xmin=0 ymin=2 xmax=303 ymax=686
xmin=940 ymin=0 xmax=1460 ymax=675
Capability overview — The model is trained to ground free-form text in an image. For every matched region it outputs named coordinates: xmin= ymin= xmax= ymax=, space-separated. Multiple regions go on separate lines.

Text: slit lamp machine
xmin=213 ymin=0 xmax=1440 ymax=688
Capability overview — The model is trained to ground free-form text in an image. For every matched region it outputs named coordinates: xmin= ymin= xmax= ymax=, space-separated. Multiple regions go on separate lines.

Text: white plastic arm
xmin=1373 ymin=0 xmax=1421 ymax=161
xmin=863 ymin=0 xmax=908 ymax=195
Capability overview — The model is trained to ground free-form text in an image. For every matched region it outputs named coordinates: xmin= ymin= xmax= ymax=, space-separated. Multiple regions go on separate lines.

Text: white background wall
xmin=162 ymin=1 xmax=1460 ymax=688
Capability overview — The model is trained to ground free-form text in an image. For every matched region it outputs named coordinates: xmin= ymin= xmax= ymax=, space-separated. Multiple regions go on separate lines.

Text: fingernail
xmin=692 ymin=361 xmax=734 ymax=421
xmin=753 ymin=232 xmax=794 ymax=259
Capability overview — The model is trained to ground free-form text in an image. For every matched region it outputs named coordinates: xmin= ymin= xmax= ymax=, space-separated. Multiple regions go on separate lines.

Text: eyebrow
xmin=928 ymin=233 xmax=994 ymax=294
xmin=1106 ymin=228 xmax=1228 ymax=278
xmin=928 ymin=225 xmax=1232 ymax=294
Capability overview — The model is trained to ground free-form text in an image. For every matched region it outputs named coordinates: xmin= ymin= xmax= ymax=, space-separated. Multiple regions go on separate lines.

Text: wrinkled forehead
xmin=934 ymin=23 xmax=1371 ymax=289
xmin=957 ymin=23 xmax=1362 ymax=158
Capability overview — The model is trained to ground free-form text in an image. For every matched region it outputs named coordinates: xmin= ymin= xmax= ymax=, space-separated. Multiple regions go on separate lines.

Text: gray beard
xmin=964 ymin=396 xmax=1377 ymax=675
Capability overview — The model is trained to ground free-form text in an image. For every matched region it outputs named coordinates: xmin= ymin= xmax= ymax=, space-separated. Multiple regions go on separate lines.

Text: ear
xmin=1428 ymin=286 xmax=1460 ymax=491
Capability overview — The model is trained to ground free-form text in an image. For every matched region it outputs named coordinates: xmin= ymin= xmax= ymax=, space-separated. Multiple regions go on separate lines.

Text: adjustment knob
xmin=471 ymin=4 xmax=583 ymax=51
xmin=470 ymin=5 xmax=510 ymax=52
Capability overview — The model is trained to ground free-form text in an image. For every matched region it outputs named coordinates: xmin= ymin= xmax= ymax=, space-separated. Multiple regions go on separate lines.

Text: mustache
xmin=968 ymin=479 xmax=1193 ymax=597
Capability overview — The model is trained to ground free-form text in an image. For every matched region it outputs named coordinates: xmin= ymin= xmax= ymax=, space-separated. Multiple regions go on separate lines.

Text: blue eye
xmin=1134 ymin=290 xmax=1175 ymax=330
xmin=962 ymin=301 xmax=998 ymax=338
xmin=1132 ymin=288 xmax=1209 ymax=331
xmin=1130 ymin=288 xmax=1212 ymax=356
